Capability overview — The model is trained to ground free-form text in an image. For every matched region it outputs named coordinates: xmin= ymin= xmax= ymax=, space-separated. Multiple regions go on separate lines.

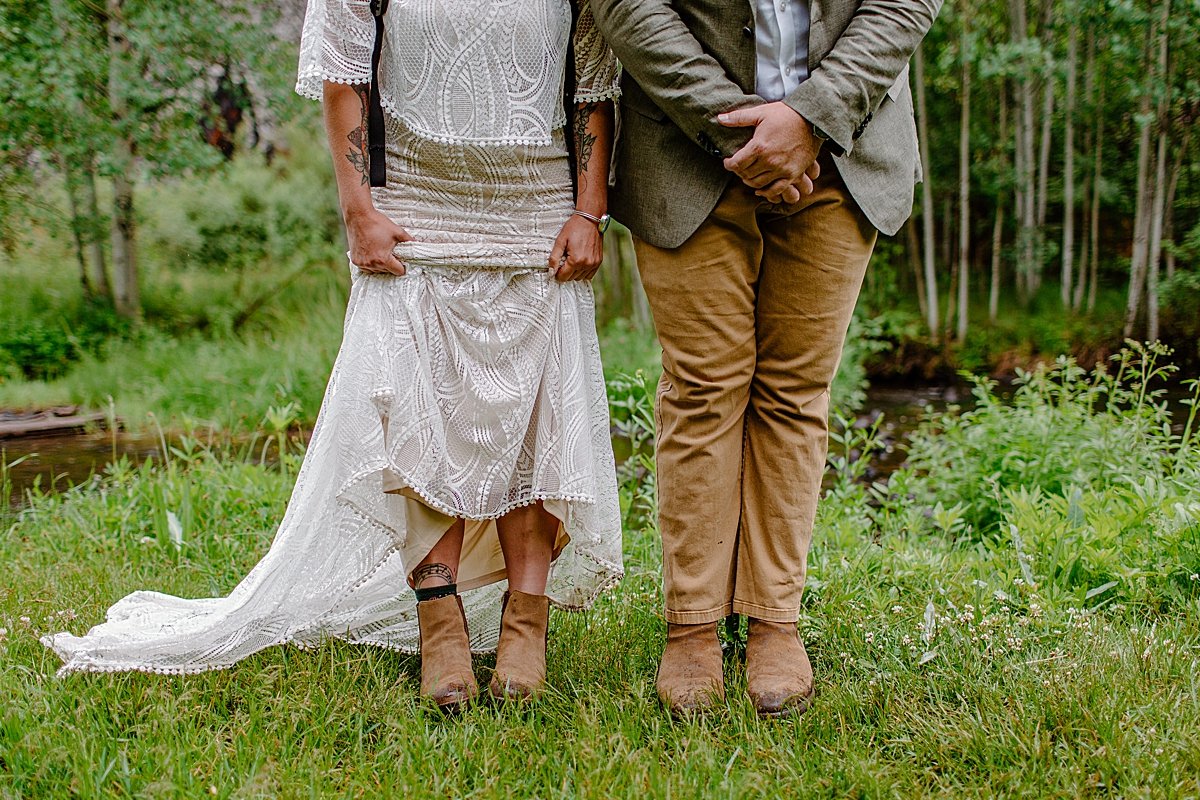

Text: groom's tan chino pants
xmin=633 ymin=155 xmax=877 ymax=624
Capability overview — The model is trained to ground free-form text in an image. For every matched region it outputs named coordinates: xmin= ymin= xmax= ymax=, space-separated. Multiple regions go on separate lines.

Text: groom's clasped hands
xmin=719 ymin=101 xmax=822 ymax=205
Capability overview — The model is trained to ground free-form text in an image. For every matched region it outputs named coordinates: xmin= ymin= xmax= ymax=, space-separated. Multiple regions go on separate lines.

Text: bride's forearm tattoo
xmin=411 ymin=562 xmax=454 ymax=588
xmin=573 ymin=103 xmax=599 ymax=192
xmin=346 ymin=84 xmax=371 ymax=185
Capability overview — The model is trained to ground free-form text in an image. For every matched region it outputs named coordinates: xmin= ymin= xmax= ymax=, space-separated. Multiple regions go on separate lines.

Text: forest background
xmin=4 ymin=2 xmax=1200 ymax=797
xmin=1 ymin=0 xmax=1200 ymax=427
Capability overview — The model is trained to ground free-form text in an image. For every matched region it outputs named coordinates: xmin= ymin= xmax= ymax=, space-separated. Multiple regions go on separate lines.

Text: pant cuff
xmin=732 ymin=600 xmax=800 ymax=623
xmin=664 ymin=603 xmax=733 ymax=625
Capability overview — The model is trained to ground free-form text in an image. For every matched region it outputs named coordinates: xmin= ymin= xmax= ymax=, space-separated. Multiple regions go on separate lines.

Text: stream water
xmin=0 ymin=383 xmax=976 ymax=510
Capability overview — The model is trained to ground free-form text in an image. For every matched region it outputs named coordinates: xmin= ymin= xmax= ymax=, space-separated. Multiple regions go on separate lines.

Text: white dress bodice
xmin=296 ymin=0 xmax=620 ymax=146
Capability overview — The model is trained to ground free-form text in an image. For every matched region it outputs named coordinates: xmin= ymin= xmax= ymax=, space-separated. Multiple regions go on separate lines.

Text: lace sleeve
xmin=573 ymin=2 xmax=621 ymax=104
xmin=296 ymin=0 xmax=375 ymax=100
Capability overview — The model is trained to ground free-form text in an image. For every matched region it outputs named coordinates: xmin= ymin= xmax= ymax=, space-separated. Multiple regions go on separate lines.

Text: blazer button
xmin=742 ymin=25 xmax=753 ymax=37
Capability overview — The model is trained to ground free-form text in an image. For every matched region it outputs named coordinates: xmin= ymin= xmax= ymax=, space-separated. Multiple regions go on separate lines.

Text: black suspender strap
xmin=563 ymin=0 xmax=579 ymax=202
xmin=368 ymin=0 xmax=390 ymax=188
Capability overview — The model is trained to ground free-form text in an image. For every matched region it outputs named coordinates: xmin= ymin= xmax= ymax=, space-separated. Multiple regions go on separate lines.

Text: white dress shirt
xmin=752 ymin=0 xmax=810 ymax=101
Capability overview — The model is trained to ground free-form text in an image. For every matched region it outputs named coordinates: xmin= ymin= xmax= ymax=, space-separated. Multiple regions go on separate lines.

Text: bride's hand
xmin=346 ymin=207 xmax=413 ymax=275
xmin=549 ymin=214 xmax=604 ymax=282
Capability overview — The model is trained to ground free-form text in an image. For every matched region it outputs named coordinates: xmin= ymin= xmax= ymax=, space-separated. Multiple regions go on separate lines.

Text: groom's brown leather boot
xmin=489 ymin=590 xmax=550 ymax=701
xmin=656 ymin=622 xmax=725 ymax=716
xmin=745 ymin=618 xmax=814 ymax=718
xmin=417 ymin=594 xmax=478 ymax=712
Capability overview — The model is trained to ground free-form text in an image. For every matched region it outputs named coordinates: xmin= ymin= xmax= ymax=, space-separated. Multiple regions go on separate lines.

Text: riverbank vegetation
xmin=3 ymin=347 xmax=1199 ymax=796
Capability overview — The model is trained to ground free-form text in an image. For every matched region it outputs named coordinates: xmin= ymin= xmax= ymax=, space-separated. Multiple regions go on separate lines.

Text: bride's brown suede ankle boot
xmin=416 ymin=594 xmax=478 ymax=712
xmin=745 ymin=618 xmax=814 ymax=718
xmin=489 ymin=590 xmax=550 ymax=701
xmin=656 ymin=621 xmax=725 ymax=716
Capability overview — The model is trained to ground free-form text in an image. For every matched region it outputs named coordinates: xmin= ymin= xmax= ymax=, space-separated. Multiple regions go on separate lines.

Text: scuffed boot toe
xmin=745 ymin=618 xmax=814 ymax=719
xmin=656 ymin=621 xmax=726 ymax=717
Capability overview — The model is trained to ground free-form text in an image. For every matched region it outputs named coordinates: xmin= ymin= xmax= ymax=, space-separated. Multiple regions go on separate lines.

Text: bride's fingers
xmin=383 ymin=254 xmax=406 ymax=276
xmin=549 ymin=237 xmax=567 ymax=272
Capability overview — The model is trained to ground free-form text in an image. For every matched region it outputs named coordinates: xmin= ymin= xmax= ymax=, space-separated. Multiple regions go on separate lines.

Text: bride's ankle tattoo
xmin=411 ymin=563 xmax=455 ymax=601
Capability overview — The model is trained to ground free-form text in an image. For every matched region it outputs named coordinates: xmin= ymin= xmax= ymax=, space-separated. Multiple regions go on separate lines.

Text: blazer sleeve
xmin=588 ymin=0 xmax=762 ymax=158
xmin=783 ymin=0 xmax=943 ymax=156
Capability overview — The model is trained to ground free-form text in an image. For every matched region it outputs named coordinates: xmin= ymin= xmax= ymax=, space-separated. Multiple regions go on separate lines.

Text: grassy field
xmin=3 ymin=347 xmax=1200 ymax=798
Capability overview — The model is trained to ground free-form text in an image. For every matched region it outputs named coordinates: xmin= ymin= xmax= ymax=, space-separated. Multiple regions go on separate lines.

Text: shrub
xmin=877 ymin=342 xmax=1195 ymax=540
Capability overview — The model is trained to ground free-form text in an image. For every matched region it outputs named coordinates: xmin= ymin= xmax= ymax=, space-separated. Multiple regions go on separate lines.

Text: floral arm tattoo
xmin=346 ymin=84 xmax=370 ymax=185
xmin=573 ymin=103 xmax=599 ymax=194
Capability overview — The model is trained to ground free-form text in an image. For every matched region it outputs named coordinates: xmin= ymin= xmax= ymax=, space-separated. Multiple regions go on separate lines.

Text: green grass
xmin=4 ymin=348 xmax=1200 ymax=797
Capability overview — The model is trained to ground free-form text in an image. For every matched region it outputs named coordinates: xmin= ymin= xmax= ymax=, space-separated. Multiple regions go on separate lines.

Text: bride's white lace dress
xmin=42 ymin=0 xmax=624 ymax=675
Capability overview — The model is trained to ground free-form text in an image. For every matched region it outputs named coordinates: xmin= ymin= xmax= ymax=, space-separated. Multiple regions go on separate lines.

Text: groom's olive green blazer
xmin=590 ymin=0 xmax=943 ymax=248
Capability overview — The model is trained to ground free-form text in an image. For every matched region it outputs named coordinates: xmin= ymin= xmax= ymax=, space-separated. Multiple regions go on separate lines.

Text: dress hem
xmin=44 ymin=554 xmax=624 ymax=676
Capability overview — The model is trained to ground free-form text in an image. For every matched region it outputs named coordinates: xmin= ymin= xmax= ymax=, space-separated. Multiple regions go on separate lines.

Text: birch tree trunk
xmin=914 ymin=43 xmax=940 ymax=339
xmin=1060 ymin=22 xmax=1077 ymax=308
xmin=106 ymin=0 xmax=140 ymax=320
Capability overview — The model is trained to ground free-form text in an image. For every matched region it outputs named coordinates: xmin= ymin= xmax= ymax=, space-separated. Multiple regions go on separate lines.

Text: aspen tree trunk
xmin=1036 ymin=0 xmax=1055 ymax=236
xmin=82 ymin=159 xmax=111 ymax=301
xmin=1163 ymin=137 xmax=1187 ymax=280
xmin=106 ymin=0 xmax=140 ymax=320
xmin=1123 ymin=62 xmax=1156 ymax=337
xmin=957 ymin=2 xmax=971 ymax=343
xmin=914 ymin=43 xmax=940 ymax=339
xmin=1147 ymin=126 xmax=1167 ymax=341
xmin=1012 ymin=91 xmax=1027 ymax=300
xmin=946 ymin=210 xmax=958 ymax=337
xmin=908 ymin=220 xmax=930 ymax=322
xmin=990 ymin=87 xmax=1008 ymax=323
xmin=60 ymin=159 xmax=94 ymax=298
xmin=1035 ymin=82 xmax=1054 ymax=231
xmin=1087 ymin=79 xmax=1103 ymax=314
xmin=1073 ymin=28 xmax=1096 ymax=311
xmin=1074 ymin=171 xmax=1089 ymax=310
xmin=941 ymin=196 xmax=953 ymax=279
xmin=1145 ymin=0 xmax=1172 ymax=342
xmin=1009 ymin=0 xmax=1037 ymax=301
xmin=1061 ymin=23 xmax=1077 ymax=308
xmin=989 ymin=206 xmax=1003 ymax=323
xmin=616 ymin=228 xmax=652 ymax=331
